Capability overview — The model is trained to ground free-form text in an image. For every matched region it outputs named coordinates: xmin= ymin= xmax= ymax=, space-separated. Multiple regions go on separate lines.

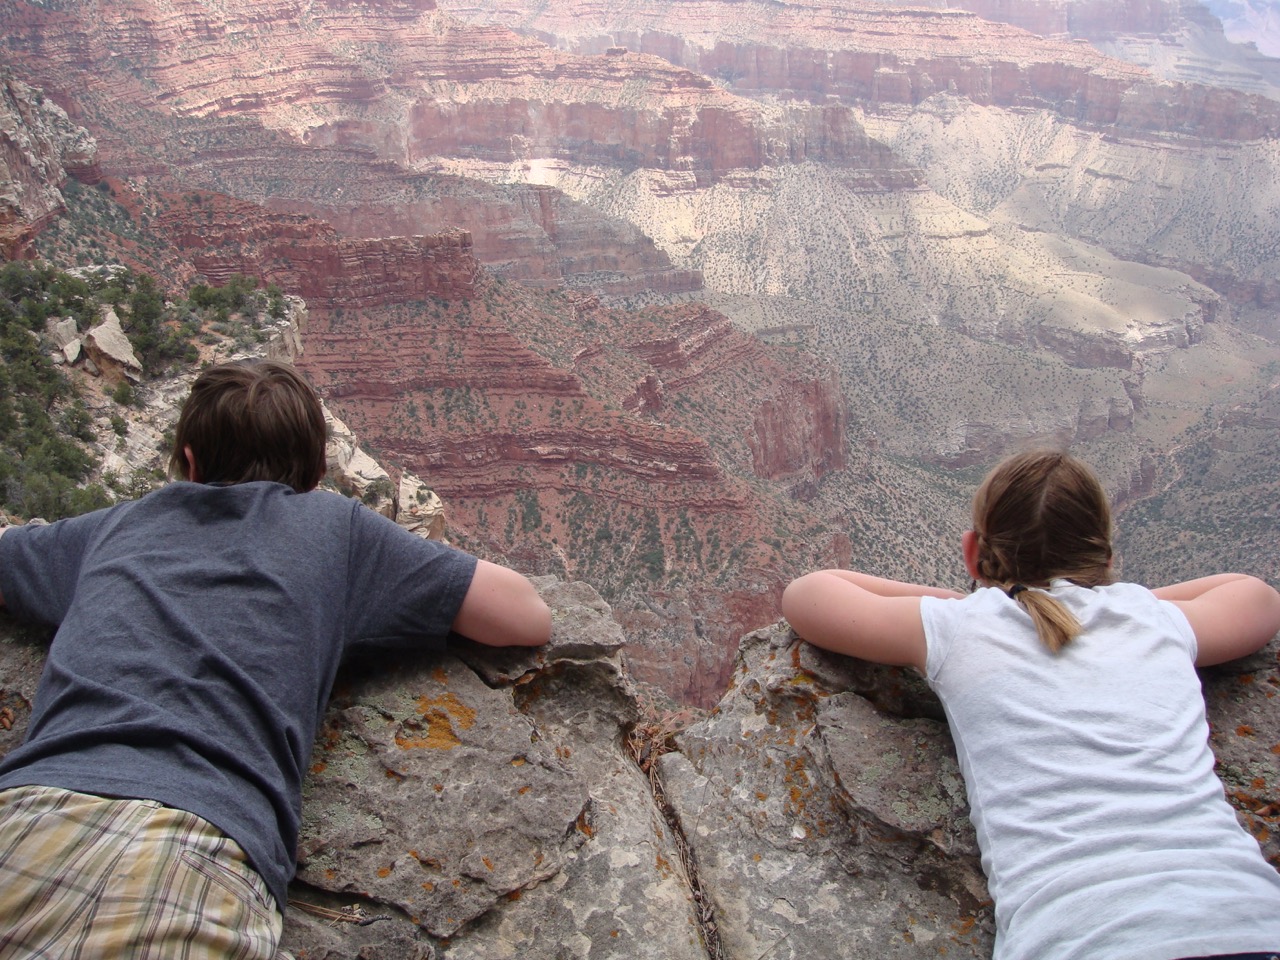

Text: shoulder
xmin=920 ymin=589 xmax=1002 ymax=677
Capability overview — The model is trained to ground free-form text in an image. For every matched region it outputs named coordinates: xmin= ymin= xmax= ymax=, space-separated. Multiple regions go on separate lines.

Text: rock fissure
xmin=626 ymin=723 xmax=726 ymax=960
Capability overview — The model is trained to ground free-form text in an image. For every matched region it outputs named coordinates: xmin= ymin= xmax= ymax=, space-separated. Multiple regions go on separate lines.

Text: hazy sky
xmin=1203 ymin=0 xmax=1280 ymax=56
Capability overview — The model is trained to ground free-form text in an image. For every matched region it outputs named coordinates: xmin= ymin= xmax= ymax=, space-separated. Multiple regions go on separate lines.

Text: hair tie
xmin=1006 ymin=584 xmax=1027 ymax=600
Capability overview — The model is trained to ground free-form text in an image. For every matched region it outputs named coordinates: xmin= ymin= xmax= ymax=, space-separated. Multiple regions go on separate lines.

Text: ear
xmin=183 ymin=444 xmax=201 ymax=483
xmin=962 ymin=530 xmax=981 ymax=581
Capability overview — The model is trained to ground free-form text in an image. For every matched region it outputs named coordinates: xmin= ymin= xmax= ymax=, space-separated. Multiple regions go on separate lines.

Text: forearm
xmin=814 ymin=569 xmax=964 ymax=600
xmin=1161 ymin=575 xmax=1280 ymax=666
xmin=781 ymin=571 xmax=929 ymax=669
xmin=1151 ymin=573 xmax=1254 ymax=601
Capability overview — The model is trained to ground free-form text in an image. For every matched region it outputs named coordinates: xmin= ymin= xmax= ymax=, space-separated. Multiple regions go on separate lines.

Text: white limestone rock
xmin=83 ymin=307 xmax=142 ymax=383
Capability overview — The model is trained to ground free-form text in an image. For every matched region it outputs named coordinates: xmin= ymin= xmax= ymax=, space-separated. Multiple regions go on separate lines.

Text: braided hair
xmin=971 ymin=450 xmax=1113 ymax=653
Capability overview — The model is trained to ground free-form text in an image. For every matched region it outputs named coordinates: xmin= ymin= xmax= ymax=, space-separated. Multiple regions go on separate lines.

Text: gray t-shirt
xmin=921 ymin=581 xmax=1280 ymax=960
xmin=0 ymin=481 xmax=477 ymax=910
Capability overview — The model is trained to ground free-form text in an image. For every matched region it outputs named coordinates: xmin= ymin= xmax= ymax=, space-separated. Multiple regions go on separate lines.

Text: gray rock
xmin=658 ymin=624 xmax=993 ymax=960
xmin=83 ymin=308 xmax=142 ymax=382
xmin=284 ymin=576 xmax=704 ymax=959
xmin=2 ymin=582 xmax=1276 ymax=960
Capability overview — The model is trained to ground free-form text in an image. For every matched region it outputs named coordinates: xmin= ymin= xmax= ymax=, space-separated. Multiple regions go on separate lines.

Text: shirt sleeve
xmin=0 ymin=510 xmax=111 ymax=626
xmin=1154 ymin=593 xmax=1199 ymax=664
xmin=919 ymin=594 xmax=957 ymax=684
xmin=340 ymin=502 xmax=479 ymax=651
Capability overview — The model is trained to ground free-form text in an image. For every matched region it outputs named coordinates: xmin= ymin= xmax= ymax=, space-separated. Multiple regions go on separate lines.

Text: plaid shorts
xmin=0 ymin=785 xmax=285 ymax=960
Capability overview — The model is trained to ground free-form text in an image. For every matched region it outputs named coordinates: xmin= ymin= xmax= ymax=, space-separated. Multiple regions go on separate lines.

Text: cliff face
xmin=435 ymin=0 xmax=1280 ymax=139
xmin=0 ymin=76 xmax=98 ymax=258
xmin=3 ymin=589 xmax=1276 ymax=959
xmin=296 ymin=280 xmax=848 ymax=704
xmin=159 ymin=197 xmax=482 ymax=305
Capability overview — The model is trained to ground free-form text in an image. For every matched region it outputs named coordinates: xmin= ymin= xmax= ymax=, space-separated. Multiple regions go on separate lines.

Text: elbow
xmin=781 ymin=575 xmax=818 ymax=640
xmin=514 ymin=595 xmax=553 ymax=647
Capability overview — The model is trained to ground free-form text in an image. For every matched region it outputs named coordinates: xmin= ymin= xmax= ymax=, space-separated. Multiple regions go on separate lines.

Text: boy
xmin=0 ymin=360 xmax=550 ymax=958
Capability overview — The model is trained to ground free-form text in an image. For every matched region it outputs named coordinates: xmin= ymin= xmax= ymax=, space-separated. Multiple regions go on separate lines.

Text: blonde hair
xmin=971 ymin=450 xmax=1113 ymax=653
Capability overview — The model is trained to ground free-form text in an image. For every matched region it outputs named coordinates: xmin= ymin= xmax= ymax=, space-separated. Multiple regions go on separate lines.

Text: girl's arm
xmin=781 ymin=570 xmax=946 ymax=671
xmin=1153 ymin=574 xmax=1280 ymax=666
xmin=815 ymin=569 xmax=966 ymax=600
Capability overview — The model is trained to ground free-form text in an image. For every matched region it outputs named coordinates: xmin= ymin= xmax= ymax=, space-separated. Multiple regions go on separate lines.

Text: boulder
xmin=82 ymin=308 xmax=143 ymax=383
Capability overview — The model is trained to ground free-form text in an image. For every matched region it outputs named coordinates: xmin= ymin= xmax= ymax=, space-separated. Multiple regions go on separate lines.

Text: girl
xmin=782 ymin=449 xmax=1280 ymax=960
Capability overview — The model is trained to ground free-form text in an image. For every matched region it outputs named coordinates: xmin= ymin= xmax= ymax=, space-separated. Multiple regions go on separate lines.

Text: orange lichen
xmin=512 ymin=757 xmax=527 ymax=766
xmin=576 ymin=811 xmax=595 ymax=838
xmin=432 ymin=667 xmax=448 ymax=684
xmin=1237 ymin=725 xmax=1256 ymax=737
xmin=395 ymin=693 xmax=479 ymax=750
xmin=310 ymin=761 xmax=327 ymax=774
xmin=482 ymin=857 xmax=494 ymax=870
xmin=518 ymin=786 xmax=531 ymax=795
xmin=421 ymin=882 xmax=434 ymax=892
xmin=377 ymin=866 xmax=392 ymax=878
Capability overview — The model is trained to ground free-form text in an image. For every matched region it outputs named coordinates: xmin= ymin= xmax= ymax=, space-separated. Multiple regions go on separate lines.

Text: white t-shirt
xmin=921 ymin=581 xmax=1280 ymax=960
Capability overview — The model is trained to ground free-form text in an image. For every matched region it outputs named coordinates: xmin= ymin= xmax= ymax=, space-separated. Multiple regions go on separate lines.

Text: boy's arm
xmin=781 ymin=570 xmax=933 ymax=670
xmin=450 ymin=559 xmax=551 ymax=647
xmin=1154 ymin=574 xmax=1280 ymax=667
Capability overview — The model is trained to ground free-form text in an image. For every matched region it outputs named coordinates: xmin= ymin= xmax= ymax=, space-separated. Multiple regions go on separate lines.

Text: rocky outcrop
xmin=748 ymin=372 xmax=847 ymax=494
xmin=82 ymin=307 xmax=144 ymax=383
xmin=154 ymin=197 xmax=482 ymax=307
xmin=3 ymin=581 xmax=1275 ymax=959
xmin=0 ymin=74 xmax=98 ymax=258
xmin=939 ymin=0 xmax=1183 ymax=39
xmin=297 ymin=282 xmax=850 ymax=704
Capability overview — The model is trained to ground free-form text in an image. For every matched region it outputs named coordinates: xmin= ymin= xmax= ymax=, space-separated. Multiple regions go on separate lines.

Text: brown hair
xmin=169 ymin=361 xmax=327 ymax=493
xmin=971 ymin=450 xmax=1113 ymax=653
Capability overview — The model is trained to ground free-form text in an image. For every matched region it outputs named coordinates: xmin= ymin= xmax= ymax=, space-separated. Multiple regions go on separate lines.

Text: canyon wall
xmin=437 ymin=0 xmax=1280 ymax=139
xmin=0 ymin=75 xmax=99 ymax=259
xmin=3 ymin=0 xmax=1279 ymax=705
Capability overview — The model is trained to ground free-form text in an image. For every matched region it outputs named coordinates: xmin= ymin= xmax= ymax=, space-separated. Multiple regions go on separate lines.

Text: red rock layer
xmin=438 ymin=0 xmax=1280 ymax=140
xmin=151 ymin=195 xmax=479 ymax=305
